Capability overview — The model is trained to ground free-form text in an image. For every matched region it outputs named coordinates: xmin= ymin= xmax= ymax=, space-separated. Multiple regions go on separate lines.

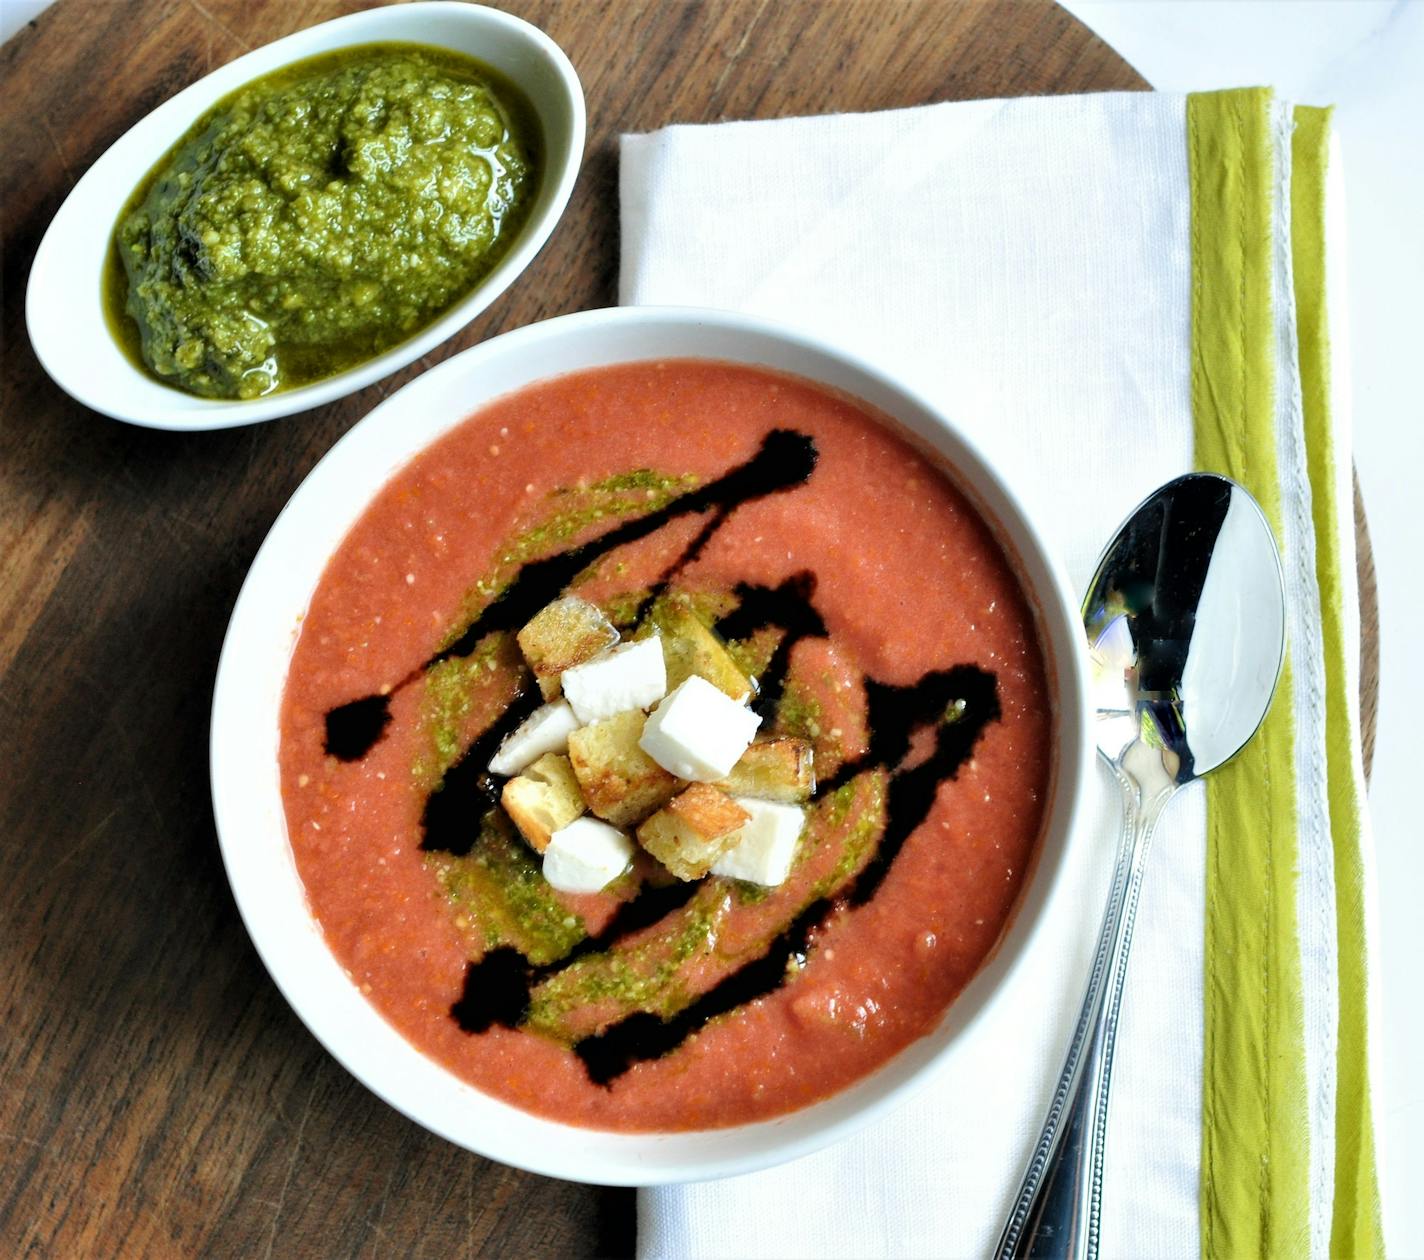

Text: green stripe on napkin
xmin=1188 ymin=88 xmax=1311 ymax=1259
xmin=1291 ymin=105 xmax=1385 ymax=1260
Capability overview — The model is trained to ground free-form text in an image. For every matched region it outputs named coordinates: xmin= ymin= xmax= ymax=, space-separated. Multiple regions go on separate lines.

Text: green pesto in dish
xmin=104 ymin=43 xmax=540 ymax=400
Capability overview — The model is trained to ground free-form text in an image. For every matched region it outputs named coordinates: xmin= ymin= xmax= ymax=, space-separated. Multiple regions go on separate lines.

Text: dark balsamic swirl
xmin=574 ymin=896 xmax=833 ymax=1085
xmin=323 ymin=429 xmax=819 ymax=761
xmin=715 ymin=574 xmax=826 ymax=721
xmin=420 ymin=686 xmax=543 ymax=855
xmin=415 ymin=431 xmax=819 ymax=854
xmin=450 ymin=880 xmax=703 ymax=1033
xmin=833 ymin=667 xmax=1001 ymax=906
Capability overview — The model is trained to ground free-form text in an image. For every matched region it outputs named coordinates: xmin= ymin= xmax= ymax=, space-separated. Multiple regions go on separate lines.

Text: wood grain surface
xmin=1 ymin=2 xmax=1213 ymax=1255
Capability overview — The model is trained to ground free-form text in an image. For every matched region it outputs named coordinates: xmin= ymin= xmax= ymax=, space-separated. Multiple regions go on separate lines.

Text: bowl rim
xmin=24 ymin=1 xmax=585 ymax=431
xmin=209 ymin=304 xmax=1091 ymax=1184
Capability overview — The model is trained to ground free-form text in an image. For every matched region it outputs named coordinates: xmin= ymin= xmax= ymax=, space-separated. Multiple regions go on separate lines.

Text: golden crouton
xmin=637 ymin=784 xmax=750 ymax=881
xmin=567 ymin=709 xmax=678 ymax=828
xmin=643 ymin=600 xmax=752 ymax=703
xmin=517 ymin=596 xmax=620 ymax=699
xmin=718 ymin=736 xmax=816 ymax=803
xmin=501 ymin=754 xmax=587 ymax=853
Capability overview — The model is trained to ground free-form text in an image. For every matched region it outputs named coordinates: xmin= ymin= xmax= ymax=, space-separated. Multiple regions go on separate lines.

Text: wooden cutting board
xmin=0 ymin=3 xmax=1370 ymax=1255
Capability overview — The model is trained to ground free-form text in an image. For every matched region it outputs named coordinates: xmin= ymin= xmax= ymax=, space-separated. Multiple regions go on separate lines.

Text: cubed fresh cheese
xmin=542 ymin=816 xmax=635 ymax=893
xmin=711 ymin=798 xmax=806 ymax=886
xmin=561 ymin=636 xmax=667 ymax=724
xmin=488 ymin=699 xmax=580 ymax=777
xmin=639 ymin=674 xmax=761 ymax=781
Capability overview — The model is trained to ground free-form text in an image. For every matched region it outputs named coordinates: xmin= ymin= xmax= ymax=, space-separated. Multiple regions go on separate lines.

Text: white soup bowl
xmin=210 ymin=305 xmax=1091 ymax=1184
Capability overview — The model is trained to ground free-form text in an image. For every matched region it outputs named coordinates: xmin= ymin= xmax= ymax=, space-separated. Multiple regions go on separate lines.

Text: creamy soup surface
xmin=279 ymin=360 xmax=1053 ymax=1132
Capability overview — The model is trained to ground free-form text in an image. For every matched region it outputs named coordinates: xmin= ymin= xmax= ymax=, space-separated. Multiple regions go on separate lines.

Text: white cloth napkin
xmin=620 ymin=91 xmax=1361 ymax=1259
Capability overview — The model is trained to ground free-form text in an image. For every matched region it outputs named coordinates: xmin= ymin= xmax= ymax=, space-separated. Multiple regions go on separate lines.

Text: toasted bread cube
xmin=567 ymin=709 xmax=678 ymax=828
xmin=718 ymin=736 xmax=816 ymax=803
xmin=646 ymin=602 xmax=752 ymax=702
xmin=637 ymin=784 xmax=750 ymax=881
xmin=662 ymin=782 xmax=752 ymax=839
xmin=517 ymin=596 xmax=620 ymax=699
xmin=501 ymin=753 xmax=586 ymax=853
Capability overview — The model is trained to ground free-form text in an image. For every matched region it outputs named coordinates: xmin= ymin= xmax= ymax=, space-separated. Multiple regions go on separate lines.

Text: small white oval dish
xmin=210 ymin=305 xmax=1091 ymax=1185
xmin=25 ymin=2 xmax=584 ymax=431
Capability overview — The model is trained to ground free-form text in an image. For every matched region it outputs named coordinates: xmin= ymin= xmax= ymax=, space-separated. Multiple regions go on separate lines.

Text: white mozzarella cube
xmin=711 ymin=798 xmax=805 ymax=886
xmin=639 ymin=675 xmax=761 ymax=781
xmin=488 ymin=699 xmax=579 ymax=777
xmin=542 ymin=817 xmax=635 ymax=893
xmin=561 ymin=636 xmax=668 ymax=724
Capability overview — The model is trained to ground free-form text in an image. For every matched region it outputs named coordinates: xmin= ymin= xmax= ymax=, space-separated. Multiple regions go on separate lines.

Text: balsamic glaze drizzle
xmin=415 ymin=432 xmax=819 ymax=854
xmin=552 ymin=664 xmax=999 ymax=1082
xmin=450 ymin=946 xmax=530 ymax=1033
xmin=323 ymin=430 xmax=820 ymax=761
xmin=420 ymin=685 xmax=543 ymax=855
xmin=323 ymin=693 xmax=393 ymax=762
xmin=581 ymin=877 xmax=703 ymax=949
xmin=838 ymin=668 xmax=1000 ymax=906
xmin=318 ymin=427 xmax=1006 ymax=1084
xmin=715 ymin=574 xmax=826 ymax=721
xmin=574 ymin=897 xmax=834 ymax=1085
xmin=451 ymin=878 xmax=702 ymax=1033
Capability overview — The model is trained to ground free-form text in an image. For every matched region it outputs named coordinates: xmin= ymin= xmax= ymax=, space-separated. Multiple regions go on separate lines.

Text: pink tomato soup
xmin=279 ymin=360 xmax=1053 ymax=1131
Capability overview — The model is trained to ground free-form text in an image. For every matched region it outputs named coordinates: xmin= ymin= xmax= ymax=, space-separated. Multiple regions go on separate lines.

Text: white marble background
xmin=6 ymin=1 xmax=1419 ymax=1254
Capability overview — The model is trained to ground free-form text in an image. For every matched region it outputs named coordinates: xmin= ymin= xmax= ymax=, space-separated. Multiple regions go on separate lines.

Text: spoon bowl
xmin=999 ymin=473 xmax=1286 ymax=1259
xmin=1084 ymin=473 xmax=1287 ymax=786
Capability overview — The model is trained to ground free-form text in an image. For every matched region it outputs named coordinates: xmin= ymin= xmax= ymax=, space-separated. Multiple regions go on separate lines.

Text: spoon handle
xmin=995 ymin=760 xmax=1173 ymax=1260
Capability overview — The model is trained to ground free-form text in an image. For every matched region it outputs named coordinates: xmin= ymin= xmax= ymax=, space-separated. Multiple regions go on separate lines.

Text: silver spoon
xmin=996 ymin=473 xmax=1287 ymax=1259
